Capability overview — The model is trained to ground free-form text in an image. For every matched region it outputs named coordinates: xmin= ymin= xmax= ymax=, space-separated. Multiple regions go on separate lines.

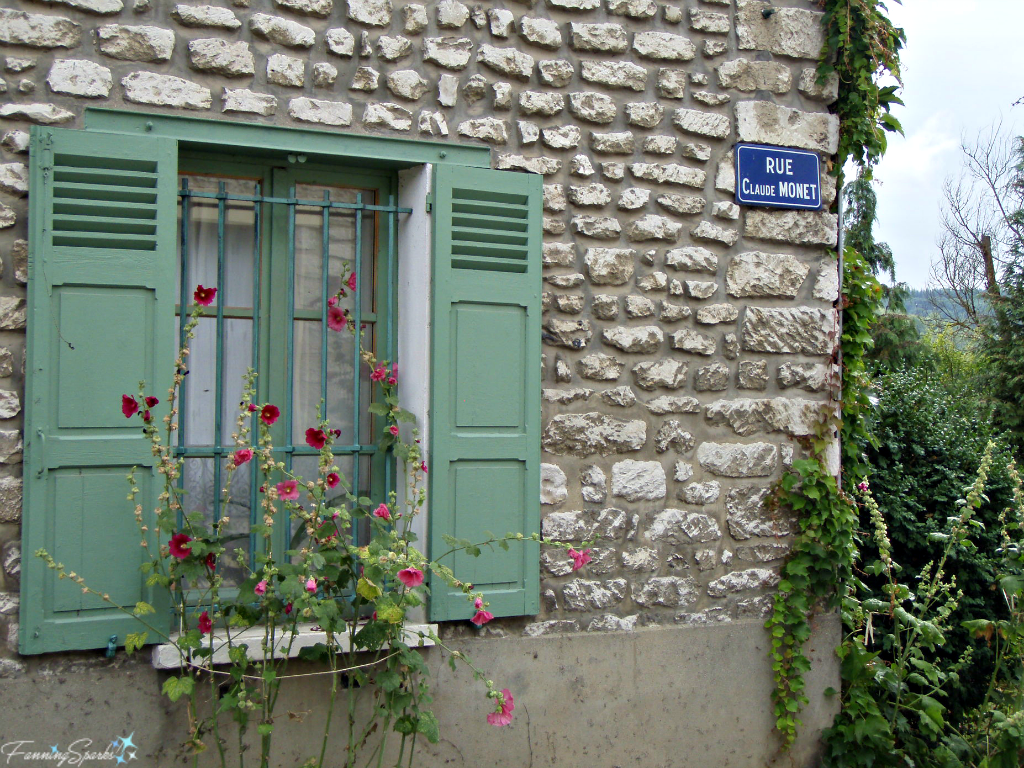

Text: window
xmin=20 ymin=116 xmax=543 ymax=655
xmin=174 ymin=157 xmax=398 ymax=588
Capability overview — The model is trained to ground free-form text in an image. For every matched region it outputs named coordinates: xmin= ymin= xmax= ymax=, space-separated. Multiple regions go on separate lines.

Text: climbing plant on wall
xmin=765 ymin=0 xmax=904 ymax=748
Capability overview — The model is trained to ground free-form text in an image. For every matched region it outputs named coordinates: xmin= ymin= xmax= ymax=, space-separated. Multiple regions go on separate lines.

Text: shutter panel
xmin=428 ymin=165 xmax=542 ymax=621
xmin=20 ymin=127 xmax=177 ymax=654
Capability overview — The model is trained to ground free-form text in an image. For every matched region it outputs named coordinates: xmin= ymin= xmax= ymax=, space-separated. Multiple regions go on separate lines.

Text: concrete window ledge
xmin=152 ymin=622 xmax=439 ymax=670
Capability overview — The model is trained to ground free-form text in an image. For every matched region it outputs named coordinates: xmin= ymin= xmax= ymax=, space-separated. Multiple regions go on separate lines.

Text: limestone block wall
xmin=0 ymin=0 xmax=841 ymax=667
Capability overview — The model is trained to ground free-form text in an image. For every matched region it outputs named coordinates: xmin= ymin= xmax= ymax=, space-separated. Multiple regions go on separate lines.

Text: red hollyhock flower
xmin=327 ymin=306 xmax=347 ymax=331
xmin=206 ymin=553 xmax=216 ymax=571
xmin=122 ymin=395 xmax=139 ymax=419
xmin=144 ymin=396 xmax=159 ymax=408
xmin=194 ymin=285 xmax=217 ymax=306
xmin=142 ymin=410 xmax=152 ymax=422
xmin=169 ymin=533 xmax=192 ymax=559
xmin=370 ymin=365 xmax=387 ymax=382
xmin=247 ymin=403 xmax=258 ymax=412
xmin=373 ymin=503 xmax=391 ymax=521
xmin=232 ymin=448 xmax=253 ymax=466
xmin=198 ymin=610 xmax=213 ymax=635
xmin=329 ymin=428 xmax=341 ymax=438
xmin=326 ymin=472 xmax=340 ymax=488
xmin=347 ymin=272 xmax=357 ymax=291
xmin=305 ymin=428 xmax=327 ymax=450
xmin=260 ymin=404 xmax=280 ymax=425
xmin=388 ymin=425 xmax=399 ymax=437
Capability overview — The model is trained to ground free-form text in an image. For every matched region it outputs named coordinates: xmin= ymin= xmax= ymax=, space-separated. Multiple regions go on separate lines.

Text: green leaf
xmin=162 ymin=676 xmax=195 ymax=703
xmin=356 ymin=577 xmax=383 ymax=601
xmin=125 ymin=632 xmax=148 ymax=654
xmin=133 ymin=600 xmax=156 ymax=617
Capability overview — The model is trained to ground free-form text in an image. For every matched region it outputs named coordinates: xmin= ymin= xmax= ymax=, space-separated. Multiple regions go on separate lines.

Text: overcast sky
xmin=871 ymin=0 xmax=1024 ymax=289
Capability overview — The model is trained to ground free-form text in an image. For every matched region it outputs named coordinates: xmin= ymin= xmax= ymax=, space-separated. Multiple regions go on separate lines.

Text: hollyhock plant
xmin=397 ymin=567 xmax=424 ymax=588
xmin=487 ymin=689 xmax=514 ymax=727
xmin=306 ymin=428 xmax=328 ymax=450
xmin=169 ymin=533 xmax=192 ymax=559
xmin=198 ymin=610 xmax=213 ymax=635
xmin=568 ymin=548 xmax=592 ymax=572
xmin=277 ymin=480 xmax=300 ymax=501
xmin=122 ymin=395 xmax=139 ymax=419
xmin=260 ymin=404 xmax=280 ymax=425
xmin=193 ymin=285 xmax=217 ymax=306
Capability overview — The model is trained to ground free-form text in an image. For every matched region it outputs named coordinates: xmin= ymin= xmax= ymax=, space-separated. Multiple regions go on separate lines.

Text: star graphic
xmin=120 ymin=734 xmax=137 ymax=751
xmin=126 ymin=750 xmax=137 ymax=761
xmin=115 ymin=755 xmax=125 ymax=765
xmin=50 ymin=746 xmax=59 ymax=754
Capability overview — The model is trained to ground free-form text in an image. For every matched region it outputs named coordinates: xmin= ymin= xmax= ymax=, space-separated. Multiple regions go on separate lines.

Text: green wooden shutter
xmin=428 ymin=165 xmax=543 ymax=621
xmin=20 ymin=127 xmax=177 ymax=654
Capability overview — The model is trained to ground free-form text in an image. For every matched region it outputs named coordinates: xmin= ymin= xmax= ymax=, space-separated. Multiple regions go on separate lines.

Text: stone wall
xmin=0 ymin=0 xmax=839 ymax=686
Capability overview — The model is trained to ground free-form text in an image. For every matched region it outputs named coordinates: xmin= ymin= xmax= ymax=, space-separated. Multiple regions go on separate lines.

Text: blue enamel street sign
xmin=735 ymin=143 xmax=822 ymax=210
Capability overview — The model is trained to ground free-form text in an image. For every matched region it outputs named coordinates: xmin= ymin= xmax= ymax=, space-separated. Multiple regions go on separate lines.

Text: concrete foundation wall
xmin=1 ymin=616 xmax=840 ymax=767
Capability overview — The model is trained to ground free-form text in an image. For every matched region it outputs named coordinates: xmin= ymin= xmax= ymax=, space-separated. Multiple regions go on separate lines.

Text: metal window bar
xmin=175 ymin=181 xmax=411 ymax=578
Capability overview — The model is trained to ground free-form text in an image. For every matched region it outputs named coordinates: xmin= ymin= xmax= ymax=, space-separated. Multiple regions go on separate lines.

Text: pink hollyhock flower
xmin=397 ymin=567 xmax=424 ymax=588
xmin=255 ymin=580 xmax=267 ymax=596
xmin=389 ymin=425 xmax=399 ymax=437
xmin=857 ymin=481 xmax=869 ymax=492
xmin=470 ymin=610 xmax=494 ymax=626
xmin=568 ymin=548 xmax=592 ymax=572
xmin=260 ymin=404 xmax=280 ymax=425
xmin=284 ymin=602 xmax=293 ymax=615
xmin=198 ymin=610 xmax=213 ymax=635
xmin=327 ymin=306 xmax=347 ymax=332
xmin=347 ymin=272 xmax=357 ymax=291
xmin=388 ymin=377 xmax=397 ymax=386
xmin=277 ymin=480 xmax=300 ymax=500
xmin=326 ymin=472 xmax=340 ymax=489
xmin=370 ymin=364 xmax=388 ymax=383
xmin=194 ymin=285 xmax=217 ymax=306
xmin=142 ymin=409 xmax=152 ymax=422
xmin=247 ymin=403 xmax=258 ymax=413
xmin=474 ymin=597 xmax=483 ymax=609
xmin=305 ymin=428 xmax=328 ymax=450
xmin=122 ymin=395 xmax=139 ymax=419
xmin=487 ymin=689 xmax=514 ymax=727
xmin=373 ymin=503 xmax=391 ymax=521
xmin=144 ymin=396 xmax=159 ymax=408
xmin=305 ymin=577 xmax=317 ymax=593
xmin=327 ymin=295 xmax=338 ymax=308
xmin=233 ymin=448 xmax=253 ymax=466
xmin=420 ymin=461 xmax=428 ymax=474
xmin=169 ymin=533 xmax=192 ymax=559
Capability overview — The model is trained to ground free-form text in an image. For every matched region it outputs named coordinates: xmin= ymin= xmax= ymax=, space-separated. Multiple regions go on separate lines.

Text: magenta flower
xmin=370 ymin=365 xmax=387 ymax=383
xmin=255 ymin=579 xmax=267 ymax=596
xmin=388 ymin=425 xmax=399 ymax=437
xmin=206 ymin=553 xmax=216 ymax=571
xmin=328 ymin=295 xmax=338 ymax=308
xmin=198 ymin=610 xmax=213 ymax=635
xmin=326 ymin=472 xmax=340 ymax=489
xmin=487 ymin=689 xmax=514 ymax=727
xmin=169 ymin=533 xmax=192 ymax=559
xmin=474 ymin=597 xmax=483 ymax=609
xmin=470 ymin=610 xmax=494 ymax=626
xmin=260 ymin=404 xmax=280 ymax=425
xmin=233 ymin=448 xmax=253 ymax=467
xmin=144 ymin=396 xmax=159 ymax=408
xmin=327 ymin=306 xmax=347 ymax=332
xmin=305 ymin=576 xmax=317 ymax=593
xmin=347 ymin=272 xmax=357 ymax=291
xmin=284 ymin=602 xmax=293 ymax=615
xmin=387 ymin=376 xmax=397 ymax=386
xmin=420 ymin=461 xmax=428 ymax=474
xmin=305 ymin=427 xmax=328 ymax=450
xmin=277 ymin=480 xmax=300 ymax=501
xmin=857 ymin=481 xmax=869 ymax=492
xmin=247 ymin=403 xmax=258 ymax=413
xmin=373 ymin=503 xmax=391 ymax=521
xmin=397 ymin=567 xmax=424 ymax=588
xmin=122 ymin=395 xmax=139 ymax=419
xmin=568 ymin=548 xmax=592 ymax=572
xmin=194 ymin=285 xmax=217 ymax=306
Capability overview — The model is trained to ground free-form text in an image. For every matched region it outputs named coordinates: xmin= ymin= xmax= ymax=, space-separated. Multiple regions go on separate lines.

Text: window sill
xmin=151 ymin=622 xmax=439 ymax=670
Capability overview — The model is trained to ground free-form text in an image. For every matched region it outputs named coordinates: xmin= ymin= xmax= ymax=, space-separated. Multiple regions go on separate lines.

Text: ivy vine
xmin=818 ymin=0 xmax=906 ymax=180
xmin=764 ymin=0 xmax=903 ymax=748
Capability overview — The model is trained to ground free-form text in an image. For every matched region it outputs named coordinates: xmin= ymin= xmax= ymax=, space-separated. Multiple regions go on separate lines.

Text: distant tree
xmin=931 ymin=125 xmax=1024 ymax=328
